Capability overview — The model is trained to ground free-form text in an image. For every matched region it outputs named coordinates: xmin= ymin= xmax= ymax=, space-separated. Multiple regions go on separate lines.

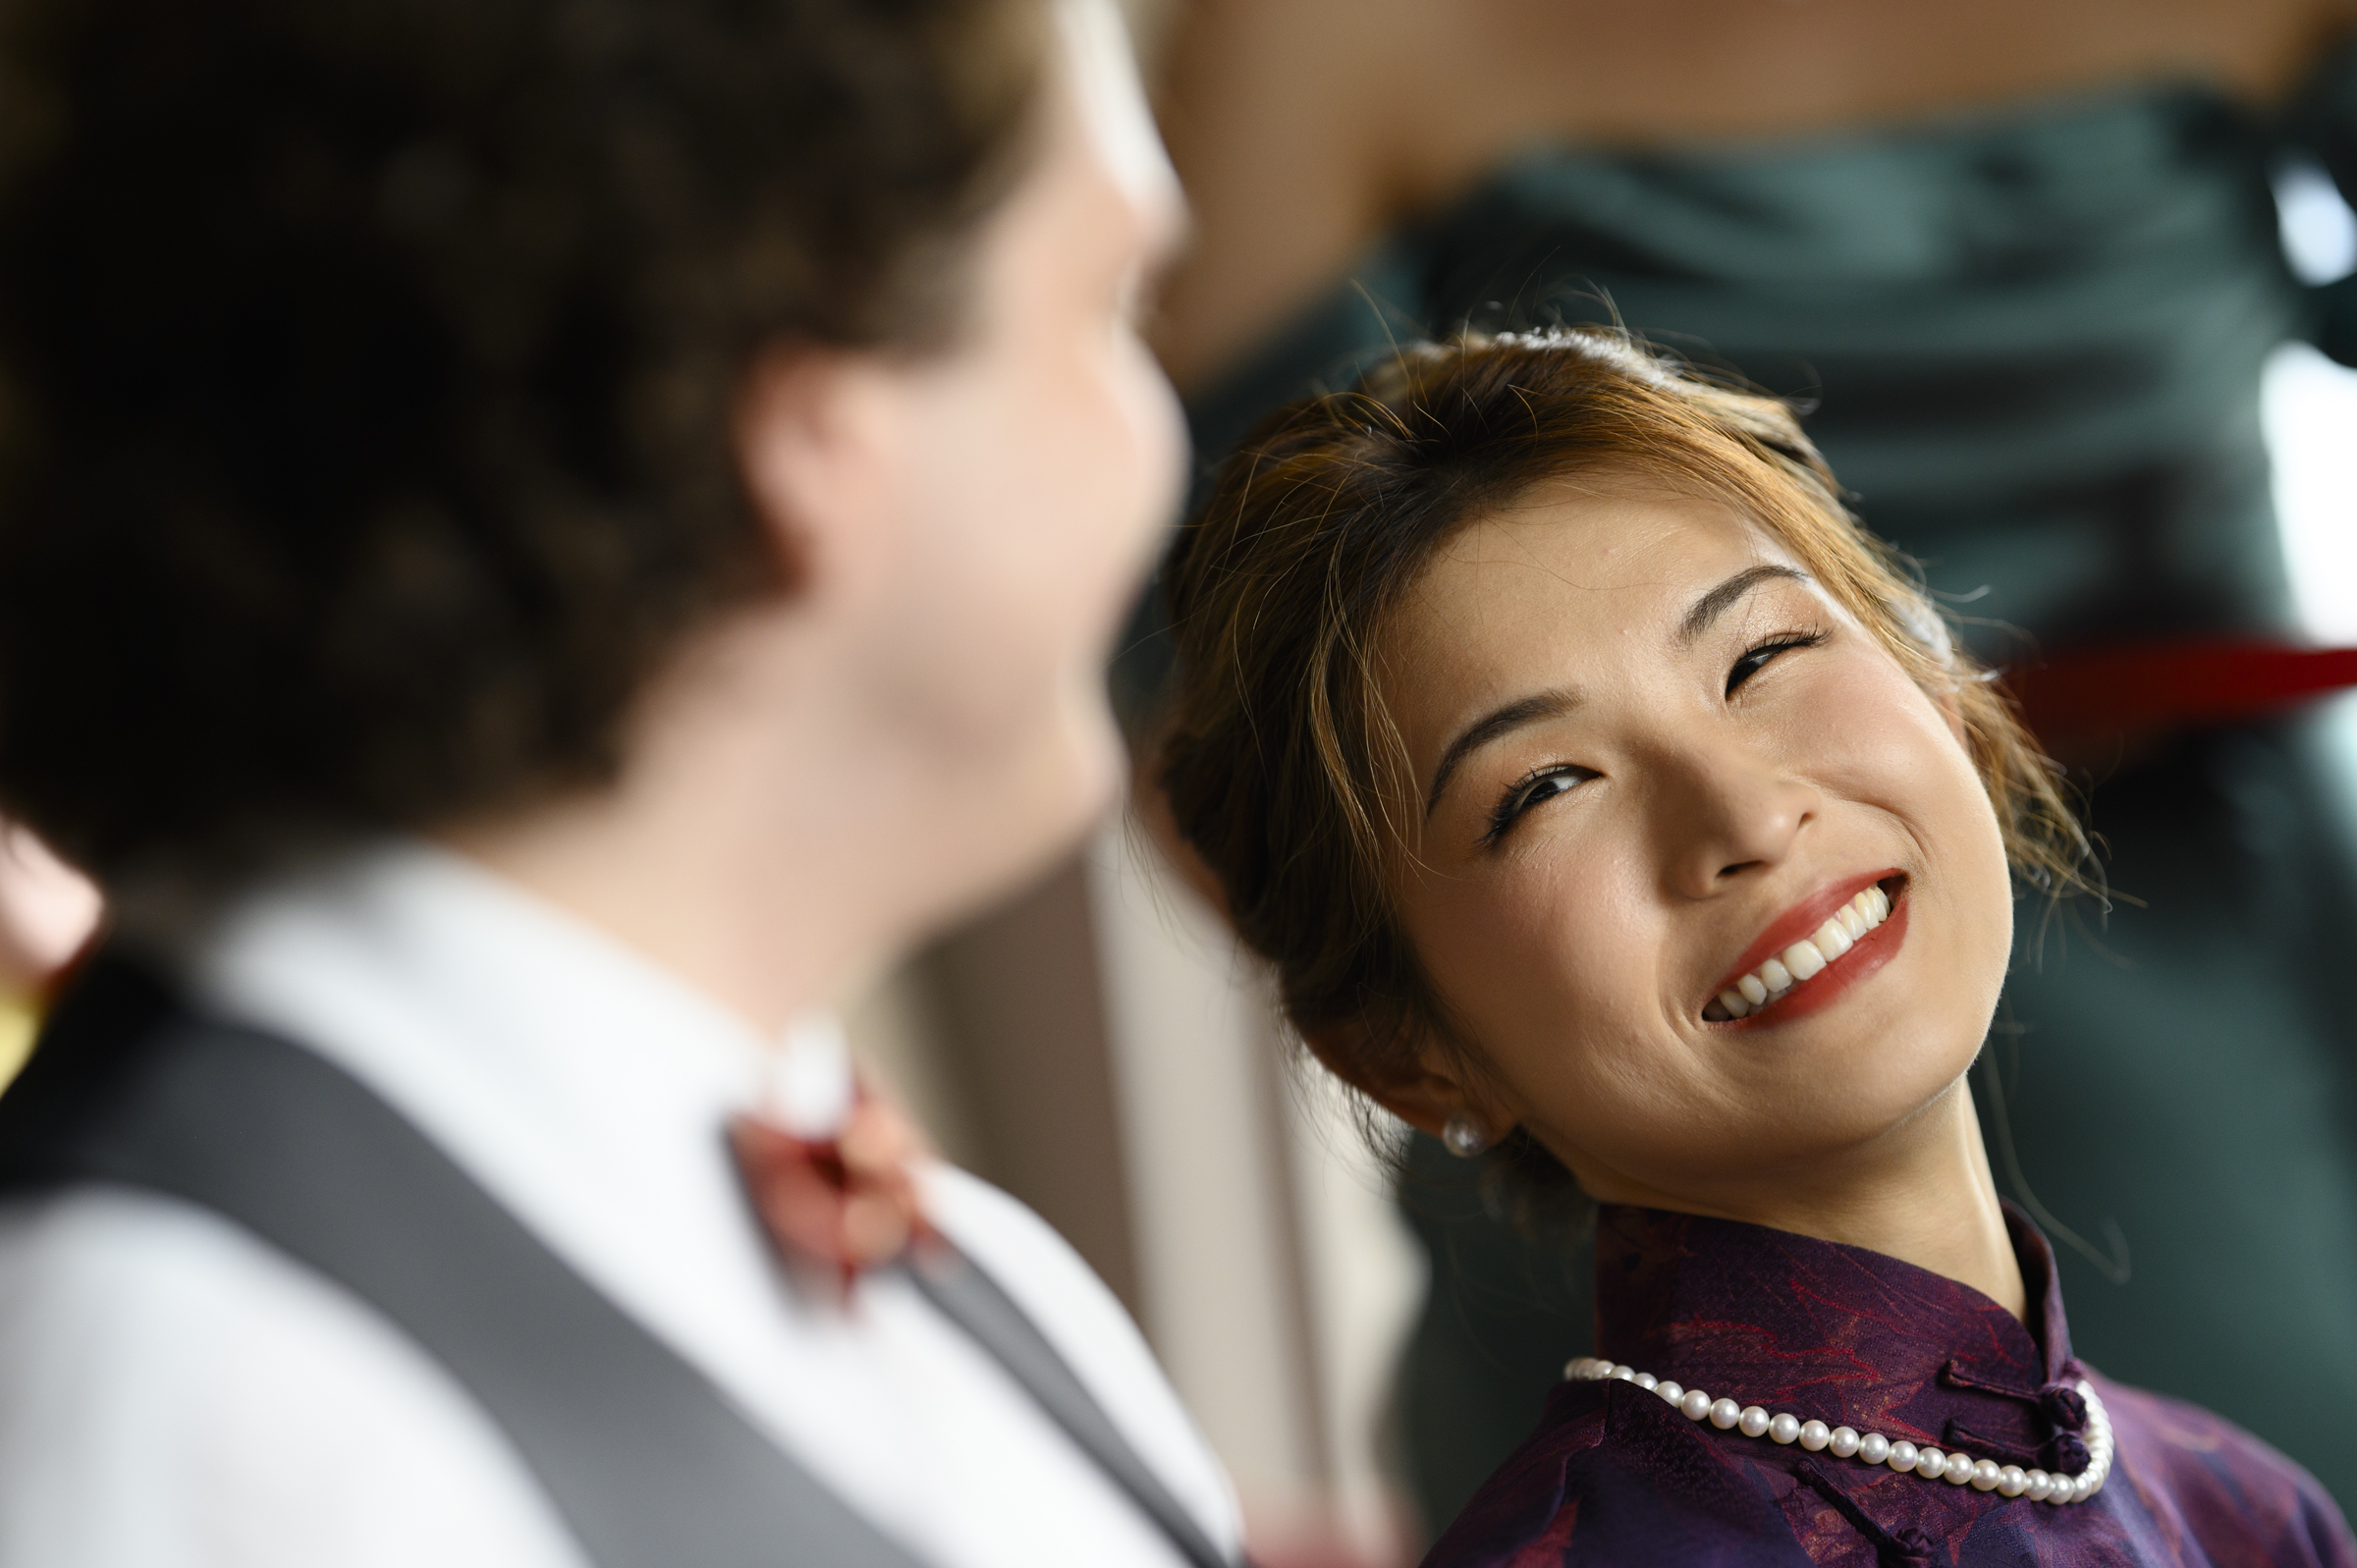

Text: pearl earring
xmin=1442 ymin=1112 xmax=1489 ymax=1159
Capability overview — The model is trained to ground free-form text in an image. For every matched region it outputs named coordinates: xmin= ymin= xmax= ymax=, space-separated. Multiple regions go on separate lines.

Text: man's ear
xmin=733 ymin=344 xmax=903 ymax=602
xmin=1298 ymin=1014 xmax=1513 ymax=1145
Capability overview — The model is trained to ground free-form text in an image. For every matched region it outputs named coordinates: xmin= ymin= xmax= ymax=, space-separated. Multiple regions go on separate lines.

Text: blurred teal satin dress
xmin=1158 ymin=48 xmax=2357 ymax=1528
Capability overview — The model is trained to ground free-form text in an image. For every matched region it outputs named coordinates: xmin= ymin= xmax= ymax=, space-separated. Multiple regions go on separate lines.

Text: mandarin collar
xmin=1592 ymin=1203 xmax=2091 ymax=1473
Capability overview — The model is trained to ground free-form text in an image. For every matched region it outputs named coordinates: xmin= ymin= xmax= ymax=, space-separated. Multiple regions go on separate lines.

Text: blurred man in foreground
xmin=0 ymin=0 xmax=1237 ymax=1563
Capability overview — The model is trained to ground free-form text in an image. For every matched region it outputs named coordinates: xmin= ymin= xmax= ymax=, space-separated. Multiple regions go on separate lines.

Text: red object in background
xmin=2002 ymin=639 xmax=2357 ymax=755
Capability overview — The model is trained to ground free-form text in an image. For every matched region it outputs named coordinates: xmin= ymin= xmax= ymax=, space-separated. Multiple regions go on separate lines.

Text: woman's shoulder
xmin=2092 ymin=1370 xmax=2356 ymax=1566
xmin=1422 ymin=1379 xmax=1817 ymax=1568
xmin=1422 ymin=1369 xmax=2357 ymax=1568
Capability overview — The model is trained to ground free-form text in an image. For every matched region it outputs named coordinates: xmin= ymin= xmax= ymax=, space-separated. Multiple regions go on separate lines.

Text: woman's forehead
xmin=1401 ymin=489 xmax=1797 ymax=644
xmin=1376 ymin=490 xmax=1831 ymax=768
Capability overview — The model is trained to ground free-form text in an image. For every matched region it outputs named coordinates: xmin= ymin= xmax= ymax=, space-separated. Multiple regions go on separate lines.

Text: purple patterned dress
xmin=1423 ymin=1205 xmax=2353 ymax=1567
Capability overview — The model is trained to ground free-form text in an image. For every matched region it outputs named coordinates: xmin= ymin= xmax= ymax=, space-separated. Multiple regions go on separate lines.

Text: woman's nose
xmin=1655 ymin=745 xmax=1819 ymax=899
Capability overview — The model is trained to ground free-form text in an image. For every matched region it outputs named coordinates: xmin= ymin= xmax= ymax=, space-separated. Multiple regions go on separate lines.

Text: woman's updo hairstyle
xmin=1155 ymin=328 xmax=2086 ymax=1196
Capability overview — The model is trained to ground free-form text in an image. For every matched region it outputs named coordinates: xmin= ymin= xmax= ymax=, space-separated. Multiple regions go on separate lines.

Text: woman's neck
xmin=1581 ymin=1076 xmax=2028 ymax=1321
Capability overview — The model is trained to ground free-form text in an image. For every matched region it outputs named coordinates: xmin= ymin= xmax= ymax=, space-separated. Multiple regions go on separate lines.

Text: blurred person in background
xmin=1138 ymin=0 xmax=2357 ymax=1532
xmin=0 ymin=0 xmax=1245 ymax=1564
xmin=0 ymin=822 xmax=100 ymax=1085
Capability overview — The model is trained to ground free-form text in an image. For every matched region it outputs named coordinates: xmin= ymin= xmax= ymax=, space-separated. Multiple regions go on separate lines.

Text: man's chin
xmin=918 ymin=718 xmax=1124 ymax=934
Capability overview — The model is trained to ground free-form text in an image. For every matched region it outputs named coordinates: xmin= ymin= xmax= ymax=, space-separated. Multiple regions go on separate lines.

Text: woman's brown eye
xmin=1484 ymin=766 xmax=1594 ymax=845
xmin=1519 ymin=774 xmax=1580 ymax=812
xmin=1726 ymin=630 xmax=1825 ymax=697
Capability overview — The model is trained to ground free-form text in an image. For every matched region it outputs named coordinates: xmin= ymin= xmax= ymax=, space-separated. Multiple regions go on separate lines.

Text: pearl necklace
xmin=1564 ymin=1357 xmax=2112 ymax=1504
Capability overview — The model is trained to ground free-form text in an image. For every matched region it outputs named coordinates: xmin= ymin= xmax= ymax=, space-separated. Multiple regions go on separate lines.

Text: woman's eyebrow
xmin=1425 ymin=687 xmax=1582 ymax=818
xmin=1678 ymin=564 xmax=1811 ymax=646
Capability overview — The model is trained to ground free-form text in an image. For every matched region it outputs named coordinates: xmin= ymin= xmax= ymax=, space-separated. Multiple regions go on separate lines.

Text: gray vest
xmin=0 ymin=952 xmax=1234 ymax=1568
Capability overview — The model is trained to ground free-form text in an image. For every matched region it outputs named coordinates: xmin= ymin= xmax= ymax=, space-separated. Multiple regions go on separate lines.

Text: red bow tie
xmin=731 ymin=1089 xmax=937 ymax=1292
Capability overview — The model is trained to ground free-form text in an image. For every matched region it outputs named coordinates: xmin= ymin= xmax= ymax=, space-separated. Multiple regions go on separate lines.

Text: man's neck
xmin=437 ymin=624 xmax=895 ymax=1039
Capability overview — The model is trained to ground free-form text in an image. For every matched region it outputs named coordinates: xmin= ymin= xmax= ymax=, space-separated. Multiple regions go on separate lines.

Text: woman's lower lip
xmin=1717 ymin=892 xmax=1909 ymax=1029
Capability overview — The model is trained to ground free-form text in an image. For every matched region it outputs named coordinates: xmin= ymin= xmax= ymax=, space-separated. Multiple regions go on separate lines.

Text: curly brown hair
xmin=0 ymin=0 xmax=1046 ymax=887
xmin=1156 ymin=329 xmax=2089 ymax=1196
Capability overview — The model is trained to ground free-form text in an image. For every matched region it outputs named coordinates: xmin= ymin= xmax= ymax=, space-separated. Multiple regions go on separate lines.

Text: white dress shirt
xmin=0 ymin=844 xmax=1240 ymax=1568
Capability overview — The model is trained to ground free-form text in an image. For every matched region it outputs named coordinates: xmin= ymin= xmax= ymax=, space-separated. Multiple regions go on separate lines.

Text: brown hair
xmin=0 ymin=0 xmax=1045 ymax=888
xmin=1156 ymin=329 xmax=2087 ymax=1193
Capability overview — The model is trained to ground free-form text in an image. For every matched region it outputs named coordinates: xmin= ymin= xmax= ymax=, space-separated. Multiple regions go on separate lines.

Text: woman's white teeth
xmin=1706 ymin=884 xmax=1892 ymax=1020
xmin=1813 ymin=917 xmax=1853 ymax=960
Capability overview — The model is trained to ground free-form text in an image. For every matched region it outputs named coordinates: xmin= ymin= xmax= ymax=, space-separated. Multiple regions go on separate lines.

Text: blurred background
xmin=5 ymin=3 xmax=2356 ymax=1563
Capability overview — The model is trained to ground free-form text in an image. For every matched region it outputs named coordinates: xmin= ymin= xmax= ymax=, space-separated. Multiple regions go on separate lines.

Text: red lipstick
xmin=1708 ymin=870 xmax=1908 ymax=1029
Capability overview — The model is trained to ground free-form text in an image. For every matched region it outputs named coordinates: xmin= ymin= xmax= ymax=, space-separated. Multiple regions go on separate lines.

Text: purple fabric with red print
xmin=1422 ymin=1204 xmax=2353 ymax=1567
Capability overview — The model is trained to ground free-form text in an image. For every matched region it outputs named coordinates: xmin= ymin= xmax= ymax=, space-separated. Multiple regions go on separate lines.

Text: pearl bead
xmin=1888 ymin=1440 xmax=1919 ymax=1472
xmin=1913 ymin=1445 xmax=1946 ymax=1478
xmin=1634 ymin=1373 xmax=1658 ymax=1390
xmin=1769 ymin=1413 xmax=1801 ymax=1444
xmin=1945 ymin=1452 xmax=1976 ymax=1485
xmin=1710 ymin=1398 xmax=1741 ymax=1430
xmin=1797 ymin=1419 xmax=1830 ymax=1451
xmin=1656 ymin=1380 xmax=1683 ymax=1405
xmin=2025 ymin=1470 xmax=2053 ymax=1501
xmin=1857 ymin=1433 xmax=1891 ymax=1465
xmin=1737 ymin=1406 xmax=1771 ymax=1437
xmin=1829 ymin=1426 xmax=1860 ymax=1458
xmin=1680 ymin=1390 xmax=1712 ymax=1421
xmin=1611 ymin=1364 xmax=1635 ymax=1380
xmin=1971 ymin=1458 xmax=2001 ymax=1490
xmin=1997 ymin=1466 xmax=2027 ymax=1497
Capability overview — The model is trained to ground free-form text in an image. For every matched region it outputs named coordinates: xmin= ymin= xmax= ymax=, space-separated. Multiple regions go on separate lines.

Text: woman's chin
xmin=1692 ymin=988 xmax=1987 ymax=1157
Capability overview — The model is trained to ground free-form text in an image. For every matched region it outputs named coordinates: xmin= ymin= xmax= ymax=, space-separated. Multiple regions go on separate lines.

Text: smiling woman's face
xmin=1382 ymin=480 xmax=2014 ymax=1214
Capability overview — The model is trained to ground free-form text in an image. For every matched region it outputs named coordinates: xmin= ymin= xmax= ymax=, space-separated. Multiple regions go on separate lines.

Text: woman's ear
xmin=1298 ymin=1015 xmax=1513 ymax=1146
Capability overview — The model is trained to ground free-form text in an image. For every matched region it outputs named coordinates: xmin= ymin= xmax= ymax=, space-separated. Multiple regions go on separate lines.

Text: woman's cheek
xmin=1424 ymin=863 xmax=1634 ymax=1073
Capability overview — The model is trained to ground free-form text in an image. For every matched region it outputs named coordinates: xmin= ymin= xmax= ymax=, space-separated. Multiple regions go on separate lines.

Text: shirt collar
xmin=182 ymin=840 xmax=802 ymax=1320
xmin=1593 ymin=1203 xmax=2081 ymax=1465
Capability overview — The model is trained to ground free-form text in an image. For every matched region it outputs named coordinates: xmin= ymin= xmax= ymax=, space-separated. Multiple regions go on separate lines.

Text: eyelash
xmin=1478 ymin=626 xmax=1829 ymax=846
xmin=1727 ymin=627 xmax=1827 ymax=697
xmin=1482 ymin=764 xmax=1590 ymax=846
